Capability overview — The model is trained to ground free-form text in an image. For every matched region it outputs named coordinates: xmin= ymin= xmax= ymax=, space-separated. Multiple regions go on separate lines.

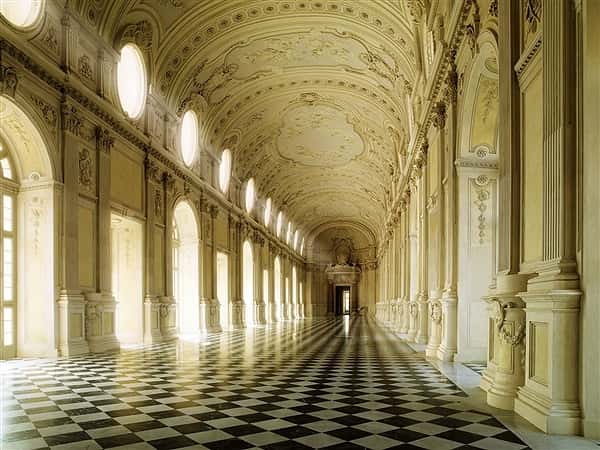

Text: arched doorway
xmin=243 ymin=240 xmax=254 ymax=326
xmin=172 ymin=201 xmax=200 ymax=335
xmin=0 ymin=96 xmax=55 ymax=358
xmin=274 ymin=256 xmax=282 ymax=321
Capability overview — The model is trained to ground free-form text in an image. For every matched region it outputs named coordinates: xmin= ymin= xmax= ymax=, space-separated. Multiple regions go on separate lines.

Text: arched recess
xmin=274 ymin=255 xmax=282 ymax=321
xmin=172 ymin=200 xmax=200 ymax=335
xmin=242 ymin=240 xmax=254 ymax=326
xmin=455 ymin=30 xmax=500 ymax=362
xmin=0 ymin=96 xmax=56 ymax=358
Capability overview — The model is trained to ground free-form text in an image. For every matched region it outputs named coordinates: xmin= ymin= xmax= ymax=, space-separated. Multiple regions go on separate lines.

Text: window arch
xmin=245 ymin=178 xmax=255 ymax=213
xmin=264 ymin=198 xmax=272 ymax=227
xmin=180 ymin=110 xmax=198 ymax=167
xmin=286 ymin=222 xmax=293 ymax=245
xmin=117 ymin=44 xmax=147 ymax=119
xmin=276 ymin=211 xmax=283 ymax=238
xmin=219 ymin=149 xmax=232 ymax=193
xmin=293 ymin=230 xmax=299 ymax=251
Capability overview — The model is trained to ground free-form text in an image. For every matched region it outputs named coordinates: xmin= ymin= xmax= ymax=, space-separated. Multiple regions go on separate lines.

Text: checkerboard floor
xmin=462 ymin=363 xmax=487 ymax=376
xmin=1 ymin=317 xmax=530 ymax=449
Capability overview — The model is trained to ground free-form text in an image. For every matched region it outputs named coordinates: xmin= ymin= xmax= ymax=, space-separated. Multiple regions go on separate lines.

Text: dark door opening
xmin=335 ymin=286 xmax=351 ymax=316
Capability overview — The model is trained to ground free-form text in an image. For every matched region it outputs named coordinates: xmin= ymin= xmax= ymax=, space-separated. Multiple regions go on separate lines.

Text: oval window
xmin=0 ymin=0 xmax=42 ymax=28
xmin=117 ymin=44 xmax=147 ymax=119
xmin=180 ymin=110 xmax=198 ymax=166
xmin=264 ymin=198 xmax=272 ymax=227
xmin=276 ymin=211 xmax=283 ymax=238
xmin=245 ymin=178 xmax=255 ymax=213
xmin=219 ymin=149 xmax=232 ymax=193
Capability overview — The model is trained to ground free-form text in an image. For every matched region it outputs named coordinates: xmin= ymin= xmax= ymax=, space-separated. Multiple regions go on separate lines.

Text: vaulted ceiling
xmin=75 ymin=0 xmax=419 ymax=245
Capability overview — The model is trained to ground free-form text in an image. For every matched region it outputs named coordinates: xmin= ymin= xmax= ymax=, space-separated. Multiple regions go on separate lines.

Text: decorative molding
xmin=41 ymin=26 xmax=59 ymax=54
xmin=154 ymin=189 xmax=163 ymax=218
xmin=430 ymin=302 xmax=442 ymax=323
xmin=431 ymin=101 xmax=446 ymax=129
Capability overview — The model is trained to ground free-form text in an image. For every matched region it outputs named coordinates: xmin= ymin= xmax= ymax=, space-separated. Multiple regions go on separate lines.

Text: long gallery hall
xmin=0 ymin=0 xmax=599 ymax=449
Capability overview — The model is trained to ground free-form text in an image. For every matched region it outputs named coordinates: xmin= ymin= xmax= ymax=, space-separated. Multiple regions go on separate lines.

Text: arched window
xmin=245 ymin=178 xmax=255 ymax=213
xmin=274 ymin=256 xmax=282 ymax=320
xmin=300 ymin=238 xmax=305 ymax=256
xmin=0 ymin=143 xmax=16 ymax=356
xmin=286 ymin=222 xmax=293 ymax=245
xmin=0 ymin=0 xmax=42 ymax=28
xmin=219 ymin=149 xmax=232 ymax=193
xmin=264 ymin=198 xmax=272 ymax=227
xmin=276 ymin=211 xmax=283 ymax=238
xmin=180 ymin=110 xmax=198 ymax=167
xmin=117 ymin=44 xmax=147 ymax=119
xmin=293 ymin=230 xmax=299 ymax=251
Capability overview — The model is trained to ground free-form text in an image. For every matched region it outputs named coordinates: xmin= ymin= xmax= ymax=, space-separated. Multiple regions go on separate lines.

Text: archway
xmin=242 ymin=240 xmax=254 ymax=326
xmin=172 ymin=201 xmax=200 ymax=335
xmin=0 ymin=96 xmax=55 ymax=358
xmin=274 ymin=256 xmax=282 ymax=321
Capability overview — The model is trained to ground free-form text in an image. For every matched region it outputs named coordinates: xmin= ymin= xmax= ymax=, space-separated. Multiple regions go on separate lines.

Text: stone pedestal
xmin=425 ymin=298 xmax=442 ymax=358
xmin=415 ymin=292 xmax=429 ymax=344
xmin=85 ymin=292 xmax=119 ymax=353
xmin=407 ymin=301 xmax=418 ymax=342
xmin=57 ymin=291 xmax=90 ymax=356
xmin=230 ymin=300 xmax=244 ymax=329
xmin=159 ymin=296 xmax=178 ymax=340
xmin=480 ymin=274 xmax=529 ymax=410
xmin=437 ymin=292 xmax=458 ymax=361
xmin=255 ymin=301 xmax=266 ymax=325
xmin=143 ymin=295 xmax=162 ymax=343
xmin=514 ymin=289 xmax=581 ymax=435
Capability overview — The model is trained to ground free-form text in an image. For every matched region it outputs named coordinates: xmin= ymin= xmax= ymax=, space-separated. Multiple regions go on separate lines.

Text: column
xmin=229 ymin=215 xmax=244 ymax=328
xmin=514 ymin=0 xmax=581 ymax=434
xmin=438 ymin=69 xmax=459 ymax=360
xmin=415 ymin=143 xmax=429 ymax=344
xmin=253 ymin=233 xmax=266 ymax=325
xmin=407 ymin=181 xmax=419 ymax=342
xmin=57 ymin=102 xmax=89 ymax=356
xmin=399 ymin=198 xmax=411 ymax=335
xmin=159 ymin=174 xmax=177 ymax=340
xmin=480 ymin=0 xmax=529 ymax=410
xmin=86 ymin=127 xmax=118 ymax=353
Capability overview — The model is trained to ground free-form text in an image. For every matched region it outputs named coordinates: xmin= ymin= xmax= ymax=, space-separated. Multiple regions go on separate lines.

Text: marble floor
xmin=1 ymin=317 xmax=597 ymax=450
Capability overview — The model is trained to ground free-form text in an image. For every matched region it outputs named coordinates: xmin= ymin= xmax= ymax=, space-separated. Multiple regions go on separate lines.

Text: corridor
xmin=1 ymin=318 xmax=531 ymax=450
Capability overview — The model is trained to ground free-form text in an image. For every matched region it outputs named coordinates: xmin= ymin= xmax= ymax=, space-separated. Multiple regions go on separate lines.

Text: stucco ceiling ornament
xmin=431 ymin=101 xmax=447 ymax=130
xmin=524 ymin=0 xmax=542 ymax=35
xmin=120 ymin=20 xmax=153 ymax=51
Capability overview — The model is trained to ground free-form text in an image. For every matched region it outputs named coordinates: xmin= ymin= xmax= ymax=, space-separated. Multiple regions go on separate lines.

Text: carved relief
xmin=95 ymin=127 xmax=114 ymax=153
xmin=0 ymin=65 xmax=18 ymax=98
xmin=524 ymin=0 xmax=542 ymax=35
xmin=62 ymin=104 xmax=83 ymax=136
xmin=471 ymin=175 xmax=491 ymax=246
xmin=431 ymin=102 xmax=446 ymax=129
xmin=30 ymin=95 xmax=57 ymax=129
xmin=78 ymin=148 xmax=93 ymax=190
xmin=41 ymin=26 xmax=59 ymax=54
xmin=430 ymin=302 xmax=442 ymax=324
xmin=121 ymin=20 xmax=153 ymax=50
xmin=154 ymin=189 xmax=163 ymax=218
xmin=78 ymin=55 xmax=94 ymax=81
